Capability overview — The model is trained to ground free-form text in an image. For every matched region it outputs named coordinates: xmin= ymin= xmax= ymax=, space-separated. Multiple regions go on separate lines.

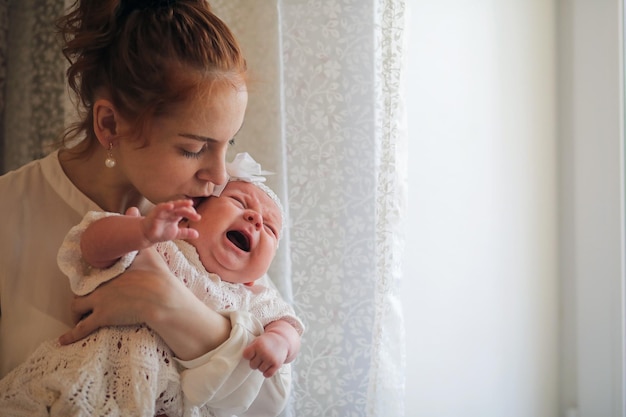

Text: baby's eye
xmin=264 ymin=223 xmax=278 ymax=238
xmin=230 ymin=196 xmax=245 ymax=207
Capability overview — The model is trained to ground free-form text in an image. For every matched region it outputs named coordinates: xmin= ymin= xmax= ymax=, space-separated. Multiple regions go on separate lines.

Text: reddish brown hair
xmin=57 ymin=0 xmax=247 ymax=154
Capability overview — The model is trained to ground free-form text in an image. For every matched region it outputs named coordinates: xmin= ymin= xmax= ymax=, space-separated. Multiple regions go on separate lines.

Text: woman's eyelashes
xmin=181 ymin=146 xmax=206 ymax=159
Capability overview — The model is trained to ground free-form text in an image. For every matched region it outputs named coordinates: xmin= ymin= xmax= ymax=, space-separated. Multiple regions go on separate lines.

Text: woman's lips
xmin=188 ymin=196 xmax=206 ymax=208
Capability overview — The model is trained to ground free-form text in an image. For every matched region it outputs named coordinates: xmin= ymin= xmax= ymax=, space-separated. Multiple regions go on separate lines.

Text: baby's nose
xmin=245 ymin=211 xmax=262 ymax=229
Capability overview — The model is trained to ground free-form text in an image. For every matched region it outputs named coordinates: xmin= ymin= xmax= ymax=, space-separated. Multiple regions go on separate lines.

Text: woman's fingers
xmin=58 ymin=292 xmax=105 ymax=345
xmin=58 ymin=310 xmax=99 ymax=345
xmin=66 ymin=294 xmax=91 ymax=324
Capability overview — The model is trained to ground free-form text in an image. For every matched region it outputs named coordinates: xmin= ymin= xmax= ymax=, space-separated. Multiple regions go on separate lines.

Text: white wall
xmin=402 ymin=1 xmax=559 ymax=416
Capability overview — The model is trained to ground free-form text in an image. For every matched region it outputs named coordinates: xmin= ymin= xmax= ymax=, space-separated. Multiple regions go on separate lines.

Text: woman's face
xmin=116 ymin=85 xmax=248 ymax=205
xmin=185 ymin=181 xmax=282 ymax=284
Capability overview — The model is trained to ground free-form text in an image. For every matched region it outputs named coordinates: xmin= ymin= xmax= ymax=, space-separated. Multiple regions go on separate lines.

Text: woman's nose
xmin=197 ymin=152 xmax=228 ymax=186
xmin=245 ymin=210 xmax=262 ymax=229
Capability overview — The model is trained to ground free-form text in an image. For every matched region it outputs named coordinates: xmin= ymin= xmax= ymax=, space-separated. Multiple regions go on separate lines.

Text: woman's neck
xmin=58 ymin=146 xmax=143 ymax=213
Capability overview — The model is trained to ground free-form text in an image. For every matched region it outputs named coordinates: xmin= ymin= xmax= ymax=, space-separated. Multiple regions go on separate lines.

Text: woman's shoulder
xmin=0 ymin=151 xmax=58 ymax=189
xmin=0 ymin=150 xmax=98 ymax=218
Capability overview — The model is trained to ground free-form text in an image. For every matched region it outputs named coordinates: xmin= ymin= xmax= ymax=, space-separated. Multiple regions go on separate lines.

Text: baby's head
xmin=184 ymin=153 xmax=283 ymax=285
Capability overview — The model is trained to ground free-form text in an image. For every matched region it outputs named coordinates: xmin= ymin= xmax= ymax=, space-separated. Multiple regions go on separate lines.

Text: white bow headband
xmin=212 ymin=152 xmax=284 ymax=228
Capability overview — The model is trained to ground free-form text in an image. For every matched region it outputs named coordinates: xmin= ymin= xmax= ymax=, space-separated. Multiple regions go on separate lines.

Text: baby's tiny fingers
xmin=263 ymin=366 xmax=279 ymax=378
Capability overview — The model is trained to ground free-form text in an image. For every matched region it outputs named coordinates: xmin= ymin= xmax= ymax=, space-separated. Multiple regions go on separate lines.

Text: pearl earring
xmin=104 ymin=142 xmax=117 ymax=168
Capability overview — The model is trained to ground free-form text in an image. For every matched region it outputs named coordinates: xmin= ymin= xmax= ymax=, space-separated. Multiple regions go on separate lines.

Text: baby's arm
xmin=81 ymin=200 xmax=201 ymax=269
xmin=242 ymin=319 xmax=302 ymax=378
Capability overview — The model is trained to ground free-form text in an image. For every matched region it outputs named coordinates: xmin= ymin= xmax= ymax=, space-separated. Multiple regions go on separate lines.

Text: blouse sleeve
xmin=56 ymin=211 xmax=138 ymax=296
xmin=176 ymin=310 xmax=291 ymax=417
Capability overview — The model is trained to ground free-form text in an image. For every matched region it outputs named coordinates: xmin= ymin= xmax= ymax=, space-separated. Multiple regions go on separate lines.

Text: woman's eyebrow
xmin=179 ymin=124 xmax=244 ymax=144
xmin=179 ymin=133 xmax=219 ymax=143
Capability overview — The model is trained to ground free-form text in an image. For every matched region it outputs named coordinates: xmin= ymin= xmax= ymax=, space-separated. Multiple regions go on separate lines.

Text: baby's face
xmin=184 ymin=181 xmax=281 ymax=284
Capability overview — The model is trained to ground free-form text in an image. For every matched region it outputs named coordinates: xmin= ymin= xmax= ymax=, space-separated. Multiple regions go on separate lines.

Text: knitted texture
xmin=0 ymin=326 xmax=185 ymax=417
xmin=0 ymin=212 xmax=302 ymax=416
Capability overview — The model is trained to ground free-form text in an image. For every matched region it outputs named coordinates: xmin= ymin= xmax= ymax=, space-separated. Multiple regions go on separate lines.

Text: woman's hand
xmin=59 ymin=247 xmax=231 ymax=360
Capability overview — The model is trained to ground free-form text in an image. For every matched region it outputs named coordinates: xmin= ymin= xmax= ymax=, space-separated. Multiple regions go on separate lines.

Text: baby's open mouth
xmin=227 ymin=231 xmax=250 ymax=252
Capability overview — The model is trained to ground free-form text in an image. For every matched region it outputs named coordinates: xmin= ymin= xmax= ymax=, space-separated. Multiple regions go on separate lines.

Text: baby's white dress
xmin=0 ymin=211 xmax=303 ymax=417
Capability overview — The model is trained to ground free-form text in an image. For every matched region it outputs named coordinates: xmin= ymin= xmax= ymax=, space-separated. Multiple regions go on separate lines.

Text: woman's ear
xmin=93 ymin=99 xmax=119 ymax=146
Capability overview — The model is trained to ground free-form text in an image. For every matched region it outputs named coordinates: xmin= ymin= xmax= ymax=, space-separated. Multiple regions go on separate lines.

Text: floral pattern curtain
xmin=1 ymin=0 xmax=66 ymax=174
xmin=2 ymin=0 xmax=407 ymax=415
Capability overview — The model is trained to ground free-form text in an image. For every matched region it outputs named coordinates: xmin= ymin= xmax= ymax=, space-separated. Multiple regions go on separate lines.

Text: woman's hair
xmin=57 ymin=0 xmax=247 ymax=154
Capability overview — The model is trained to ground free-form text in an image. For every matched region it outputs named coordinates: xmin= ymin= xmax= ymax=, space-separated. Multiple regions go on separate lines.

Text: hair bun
xmin=117 ymin=0 xmax=176 ymax=20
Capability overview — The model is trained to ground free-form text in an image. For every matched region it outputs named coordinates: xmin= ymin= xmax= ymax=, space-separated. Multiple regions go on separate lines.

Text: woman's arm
xmin=59 ymin=247 xmax=231 ymax=360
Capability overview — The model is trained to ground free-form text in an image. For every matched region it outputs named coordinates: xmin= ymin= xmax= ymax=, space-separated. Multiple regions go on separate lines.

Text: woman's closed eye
xmin=181 ymin=145 xmax=207 ymax=159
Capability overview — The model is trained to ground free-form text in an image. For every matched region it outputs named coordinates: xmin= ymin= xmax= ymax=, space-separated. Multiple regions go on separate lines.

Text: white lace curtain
xmin=1 ymin=1 xmax=408 ymax=415
xmin=214 ymin=2 xmax=407 ymax=415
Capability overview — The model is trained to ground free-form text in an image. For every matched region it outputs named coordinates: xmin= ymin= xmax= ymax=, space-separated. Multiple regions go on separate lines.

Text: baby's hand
xmin=243 ymin=332 xmax=289 ymax=378
xmin=141 ymin=200 xmax=201 ymax=243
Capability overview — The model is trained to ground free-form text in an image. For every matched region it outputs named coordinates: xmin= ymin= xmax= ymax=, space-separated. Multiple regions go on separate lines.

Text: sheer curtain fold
xmin=368 ymin=0 xmax=407 ymax=415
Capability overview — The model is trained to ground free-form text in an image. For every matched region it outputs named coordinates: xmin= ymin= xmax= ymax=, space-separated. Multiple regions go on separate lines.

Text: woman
xmin=0 ymin=0 xmax=285 ymax=415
